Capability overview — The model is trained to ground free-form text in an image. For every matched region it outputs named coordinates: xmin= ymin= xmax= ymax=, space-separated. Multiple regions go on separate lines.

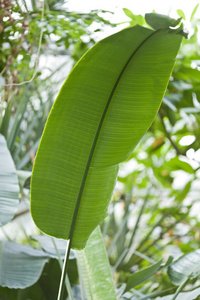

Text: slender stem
xmin=112 ymin=249 xmax=128 ymax=273
xmin=128 ymin=195 xmax=148 ymax=249
xmin=51 ymin=238 xmax=74 ymax=300
xmin=21 ymin=0 xmax=29 ymax=12
xmin=136 ymin=213 xmax=167 ymax=252
xmin=171 ymin=276 xmax=191 ymax=300
xmin=12 ymin=208 xmax=29 ymax=220
xmin=128 ymin=250 xmax=155 ymax=264
xmin=107 ymin=214 xmax=129 ymax=256
xmin=159 ymin=111 xmax=186 ymax=156
xmin=57 ymin=239 xmax=71 ymax=300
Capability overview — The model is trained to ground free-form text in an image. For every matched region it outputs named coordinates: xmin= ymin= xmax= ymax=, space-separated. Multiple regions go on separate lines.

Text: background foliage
xmin=0 ymin=1 xmax=200 ymax=299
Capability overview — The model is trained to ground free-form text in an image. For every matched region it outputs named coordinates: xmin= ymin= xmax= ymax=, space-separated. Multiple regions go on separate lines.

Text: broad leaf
xmin=76 ymin=226 xmax=116 ymax=300
xmin=0 ymin=241 xmax=48 ymax=289
xmin=0 ymin=134 xmax=19 ymax=226
xmin=168 ymin=249 xmax=200 ymax=285
xmin=125 ymin=259 xmax=162 ymax=292
xmin=145 ymin=13 xmax=182 ymax=30
xmin=0 ymin=257 xmax=78 ymax=300
xmin=31 ymin=23 xmax=183 ymax=249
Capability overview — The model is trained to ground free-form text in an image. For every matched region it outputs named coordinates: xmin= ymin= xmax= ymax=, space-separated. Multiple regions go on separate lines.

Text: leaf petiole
xmin=57 ymin=239 xmax=71 ymax=300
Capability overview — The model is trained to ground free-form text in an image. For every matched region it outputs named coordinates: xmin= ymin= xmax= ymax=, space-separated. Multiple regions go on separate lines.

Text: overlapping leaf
xmin=0 ymin=241 xmax=47 ymax=289
xmin=125 ymin=259 xmax=162 ymax=292
xmin=77 ymin=226 xmax=116 ymax=300
xmin=168 ymin=249 xmax=200 ymax=285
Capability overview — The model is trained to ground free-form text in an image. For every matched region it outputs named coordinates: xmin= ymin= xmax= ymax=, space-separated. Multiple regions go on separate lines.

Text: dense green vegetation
xmin=1 ymin=1 xmax=200 ymax=300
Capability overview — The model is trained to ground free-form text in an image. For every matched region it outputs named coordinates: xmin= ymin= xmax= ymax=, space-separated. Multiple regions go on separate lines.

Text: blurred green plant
xmin=0 ymin=0 xmax=112 ymax=170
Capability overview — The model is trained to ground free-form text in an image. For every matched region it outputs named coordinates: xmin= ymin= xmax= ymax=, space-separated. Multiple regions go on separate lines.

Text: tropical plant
xmin=30 ymin=12 xmax=185 ymax=299
xmin=1 ymin=3 xmax=200 ymax=300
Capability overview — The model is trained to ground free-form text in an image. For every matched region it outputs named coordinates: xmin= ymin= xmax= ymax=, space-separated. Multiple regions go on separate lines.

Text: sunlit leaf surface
xmin=31 ymin=25 xmax=182 ymax=249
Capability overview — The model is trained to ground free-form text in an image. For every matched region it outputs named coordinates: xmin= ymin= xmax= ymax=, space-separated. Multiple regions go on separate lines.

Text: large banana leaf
xmin=0 ymin=241 xmax=47 ymax=289
xmin=31 ymin=23 xmax=183 ymax=249
xmin=76 ymin=226 xmax=116 ymax=300
xmin=0 ymin=134 xmax=19 ymax=226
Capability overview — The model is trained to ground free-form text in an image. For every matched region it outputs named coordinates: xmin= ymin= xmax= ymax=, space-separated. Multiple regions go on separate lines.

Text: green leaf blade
xmin=31 ymin=25 xmax=182 ymax=249
xmin=76 ymin=226 xmax=116 ymax=300
xmin=168 ymin=250 xmax=200 ymax=286
xmin=145 ymin=13 xmax=182 ymax=30
xmin=0 ymin=241 xmax=47 ymax=289
xmin=125 ymin=259 xmax=162 ymax=292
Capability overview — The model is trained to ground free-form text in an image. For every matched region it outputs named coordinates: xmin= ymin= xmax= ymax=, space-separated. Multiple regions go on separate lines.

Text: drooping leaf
xmin=0 ymin=134 xmax=19 ymax=226
xmin=76 ymin=226 xmax=116 ymax=300
xmin=145 ymin=13 xmax=182 ymax=30
xmin=0 ymin=241 xmax=48 ymax=289
xmin=125 ymin=259 xmax=162 ymax=292
xmin=168 ymin=249 xmax=200 ymax=285
xmin=31 ymin=23 xmax=183 ymax=249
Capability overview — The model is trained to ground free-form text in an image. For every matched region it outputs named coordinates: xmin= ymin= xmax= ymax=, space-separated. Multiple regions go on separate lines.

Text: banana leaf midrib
xmin=68 ymin=28 xmax=159 ymax=244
